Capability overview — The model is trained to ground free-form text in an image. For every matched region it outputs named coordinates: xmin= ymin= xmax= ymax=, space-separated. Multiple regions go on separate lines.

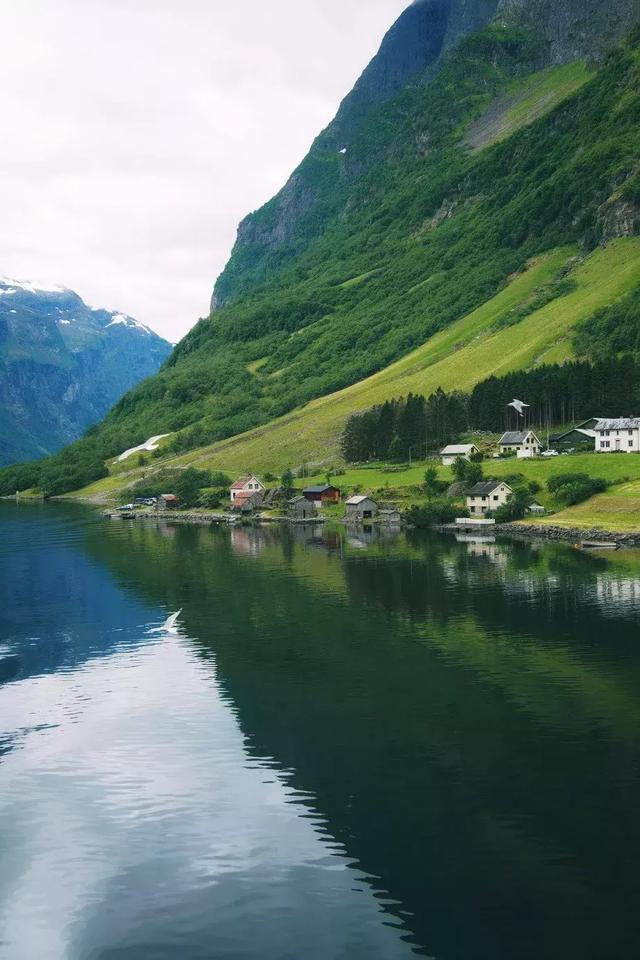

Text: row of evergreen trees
xmin=340 ymin=390 xmax=467 ymax=463
xmin=341 ymin=357 xmax=640 ymax=463
xmin=470 ymin=356 xmax=640 ymax=431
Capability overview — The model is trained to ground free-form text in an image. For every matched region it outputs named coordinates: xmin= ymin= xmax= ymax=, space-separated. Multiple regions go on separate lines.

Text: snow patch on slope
xmin=0 ymin=275 xmax=67 ymax=294
xmin=105 ymin=313 xmax=153 ymax=335
xmin=118 ymin=434 xmax=172 ymax=462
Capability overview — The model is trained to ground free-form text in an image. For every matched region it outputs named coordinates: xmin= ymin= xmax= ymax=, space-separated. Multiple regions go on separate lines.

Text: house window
xmin=493 ymin=495 xmax=499 ymax=502
xmin=630 ymin=441 xmax=634 ymax=448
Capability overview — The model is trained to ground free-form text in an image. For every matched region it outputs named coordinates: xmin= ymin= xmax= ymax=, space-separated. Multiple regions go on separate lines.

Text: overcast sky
xmin=0 ymin=0 xmax=409 ymax=341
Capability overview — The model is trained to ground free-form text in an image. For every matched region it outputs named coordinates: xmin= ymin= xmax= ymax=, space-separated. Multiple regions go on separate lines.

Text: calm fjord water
xmin=2 ymin=504 xmax=640 ymax=959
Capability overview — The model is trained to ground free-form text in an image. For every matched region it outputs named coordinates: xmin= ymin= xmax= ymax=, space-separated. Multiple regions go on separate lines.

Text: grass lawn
xmin=526 ymin=479 xmax=640 ymax=533
xmin=297 ymin=453 xmax=640 ymax=501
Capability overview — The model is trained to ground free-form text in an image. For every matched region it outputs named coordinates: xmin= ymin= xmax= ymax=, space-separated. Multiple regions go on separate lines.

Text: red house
xmin=302 ymin=484 xmax=341 ymax=505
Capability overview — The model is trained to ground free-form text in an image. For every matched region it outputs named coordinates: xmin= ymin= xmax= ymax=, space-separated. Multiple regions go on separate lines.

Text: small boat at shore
xmin=574 ymin=540 xmax=620 ymax=551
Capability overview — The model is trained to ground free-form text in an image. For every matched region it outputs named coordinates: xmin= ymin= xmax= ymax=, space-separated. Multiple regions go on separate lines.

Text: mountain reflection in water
xmin=1 ymin=503 xmax=640 ymax=959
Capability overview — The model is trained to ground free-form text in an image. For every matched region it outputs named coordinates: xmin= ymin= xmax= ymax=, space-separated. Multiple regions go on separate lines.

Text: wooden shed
xmin=345 ymin=495 xmax=378 ymax=521
xmin=302 ymin=485 xmax=341 ymax=505
xmin=288 ymin=496 xmax=318 ymax=521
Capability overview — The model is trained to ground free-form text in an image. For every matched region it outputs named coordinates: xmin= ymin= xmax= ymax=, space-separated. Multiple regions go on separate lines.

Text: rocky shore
xmin=503 ymin=522 xmax=640 ymax=547
xmin=102 ymin=509 xmax=318 ymax=526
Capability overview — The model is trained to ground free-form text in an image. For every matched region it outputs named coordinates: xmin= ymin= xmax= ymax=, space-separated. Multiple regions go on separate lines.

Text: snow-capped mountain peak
xmin=104 ymin=312 xmax=153 ymax=335
xmin=0 ymin=274 xmax=172 ymax=466
xmin=0 ymin=275 xmax=68 ymax=295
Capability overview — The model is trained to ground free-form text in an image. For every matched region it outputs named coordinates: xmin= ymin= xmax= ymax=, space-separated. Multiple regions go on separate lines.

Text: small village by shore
xmin=100 ymin=417 xmax=640 ymax=548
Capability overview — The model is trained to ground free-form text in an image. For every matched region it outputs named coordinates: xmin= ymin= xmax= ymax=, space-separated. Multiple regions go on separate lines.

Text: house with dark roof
xmin=302 ymin=484 xmax=341 ymax=505
xmin=499 ymin=430 xmax=543 ymax=458
xmin=593 ymin=418 xmax=640 ymax=453
xmin=550 ymin=426 xmax=597 ymax=451
xmin=466 ymin=481 xmax=513 ymax=516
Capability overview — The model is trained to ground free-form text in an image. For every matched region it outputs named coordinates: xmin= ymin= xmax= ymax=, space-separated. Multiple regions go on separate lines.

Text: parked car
xmin=541 ymin=450 xmax=559 ymax=457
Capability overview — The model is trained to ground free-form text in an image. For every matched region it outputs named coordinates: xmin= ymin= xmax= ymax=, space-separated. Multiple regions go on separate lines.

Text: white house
xmin=499 ymin=430 xmax=543 ymax=458
xmin=440 ymin=443 xmax=479 ymax=466
xmin=229 ymin=475 xmax=265 ymax=503
xmin=466 ymin=481 xmax=513 ymax=516
xmin=594 ymin=418 xmax=640 ymax=453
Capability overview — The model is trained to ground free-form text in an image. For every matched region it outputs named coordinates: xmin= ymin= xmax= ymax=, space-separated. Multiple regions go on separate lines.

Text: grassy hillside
xmin=526 ymin=479 xmax=640 ymax=532
xmin=464 ymin=61 xmax=594 ymax=150
xmin=2 ymin=19 xmax=640 ymax=498
xmin=72 ymin=237 xmax=640 ymax=495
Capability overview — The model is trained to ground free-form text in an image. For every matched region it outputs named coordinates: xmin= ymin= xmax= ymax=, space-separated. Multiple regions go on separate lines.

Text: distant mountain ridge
xmin=0 ymin=277 xmax=171 ymax=465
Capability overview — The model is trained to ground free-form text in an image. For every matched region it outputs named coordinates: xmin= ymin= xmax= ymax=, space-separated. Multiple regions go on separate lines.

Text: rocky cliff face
xmin=211 ymin=0 xmax=502 ymax=310
xmin=497 ymin=0 xmax=640 ymax=65
xmin=212 ymin=0 xmax=640 ymax=311
xmin=0 ymin=278 xmax=172 ymax=464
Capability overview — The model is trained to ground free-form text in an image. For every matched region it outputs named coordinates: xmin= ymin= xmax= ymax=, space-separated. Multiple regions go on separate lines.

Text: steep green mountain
xmin=1 ymin=0 xmax=639 ymax=495
xmin=0 ymin=277 xmax=171 ymax=465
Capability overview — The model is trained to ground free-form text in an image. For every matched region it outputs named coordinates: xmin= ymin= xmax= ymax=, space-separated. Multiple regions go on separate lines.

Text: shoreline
xmin=502 ymin=522 xmax=640 ymax=547
xmin=7 ymin=499 xmax=640 ymax=546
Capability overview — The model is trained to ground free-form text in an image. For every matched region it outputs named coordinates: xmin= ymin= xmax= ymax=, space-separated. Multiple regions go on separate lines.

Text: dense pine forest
xmin=340 ymin=356 xmax=640 ymax=463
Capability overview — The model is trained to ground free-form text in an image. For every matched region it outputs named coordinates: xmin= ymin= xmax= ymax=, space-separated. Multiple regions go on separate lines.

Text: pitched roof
xmin=288 ymin=495 xmax=307 ymax=504
xmin=346 ymin=495 xmax=376 ymax=506
xmin=440 ymin=444 xmax=476 ymax=455
xmin=553 ymin=427 xmax=597 ymax=441
xmin=230 ymin=475 xmax=252 ymax=489
xmin=160 ymin=493 xmax=178 ymax=501
xmin=303 ymin=485 xmax=336 ymax=494
xmin=499 ymin=431 xmax=540 ymax=444
xmin=594 ymin=418 xmax=640 ymax=430
xmin=466 ymin=481 xmax=512 ymax=496
xmin=232 ymin=491 xmax=260 ymax=505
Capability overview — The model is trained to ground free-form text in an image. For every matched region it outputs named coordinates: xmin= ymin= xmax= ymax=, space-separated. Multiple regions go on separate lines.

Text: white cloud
xmin=0 ymin=0 xmax=409 ymax=340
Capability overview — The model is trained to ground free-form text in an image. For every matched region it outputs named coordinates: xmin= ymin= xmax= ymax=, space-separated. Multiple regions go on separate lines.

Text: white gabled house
xmin=229 ymin=475 xmax=265 ymax=503
xmin=440 ymin=443 xmax=479 ymax=466
xmin=594 ymin=418 xmax=640 ymax=453
xmin=466 ymin=481 xmax=513 ymax=516
xmin=499 ymin=430 xmax=543 ymax=458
